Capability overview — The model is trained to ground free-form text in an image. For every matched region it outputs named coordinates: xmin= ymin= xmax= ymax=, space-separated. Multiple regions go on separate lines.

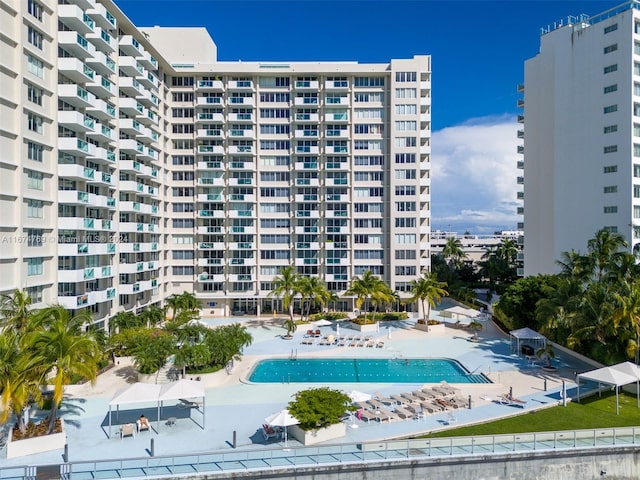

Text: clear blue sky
xmin=117 ymin=0 xmax=621 ymax=129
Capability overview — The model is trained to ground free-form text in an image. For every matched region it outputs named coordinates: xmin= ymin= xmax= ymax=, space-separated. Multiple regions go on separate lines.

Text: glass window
xmin=604 ymin=206 xmax=618 ymax=214
xmin=604 ymin=125 xmax=617 ymax=134
xmin=27 ymin=258 xmax=43 ymax=276
xmin=27 ymin=199 xmax=43 ymax=218
xmin=604 ymin=64 xmax=618 ymax=74
xmin=27 ymin=55 xmax=44 ymax=78
xmin=604 ymin=23 xmax=618 ymax=34
xmin=604 ymin=84 xmax=617 ymax=94
xmin=27 ymin=112 xmax=43 ymax=133
xmin=27 ymin=170 xmax=43 ymax=190
xmin=604 ymin=105 xmax=618 ymax=114
xmin=27 ymin=26 xmax=43 ymax=50
xmin=28 ymin=141 xmax=44 ymax=162
xmin=604 ymin=44 xmax=618 ymax=54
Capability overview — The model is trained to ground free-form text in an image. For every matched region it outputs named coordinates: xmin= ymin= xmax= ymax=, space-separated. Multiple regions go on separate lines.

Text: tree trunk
xmin=48 ymin=402 xmax=59 ymax=435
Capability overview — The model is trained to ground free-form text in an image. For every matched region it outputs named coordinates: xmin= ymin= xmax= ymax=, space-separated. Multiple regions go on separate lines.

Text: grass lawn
xmin=421 ymin=391 xmax=640 ymax=438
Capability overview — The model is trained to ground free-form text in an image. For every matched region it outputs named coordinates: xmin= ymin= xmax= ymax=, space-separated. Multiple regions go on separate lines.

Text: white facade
xmin=0 ymin=0 xmax=431 ymax=324
xmin=523 ymin=2 xmax=640 ymax=276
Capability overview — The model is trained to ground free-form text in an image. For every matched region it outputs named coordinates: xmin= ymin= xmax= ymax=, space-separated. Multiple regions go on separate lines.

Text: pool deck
xmin=1 ymin=313 xmax=591 ymax=467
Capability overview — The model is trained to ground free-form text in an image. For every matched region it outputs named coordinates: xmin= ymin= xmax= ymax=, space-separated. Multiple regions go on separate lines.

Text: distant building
xmin=521 ymin=1 xmax=640 ymax=276
xmin=431 ymin=231 xmax=523 ymax=267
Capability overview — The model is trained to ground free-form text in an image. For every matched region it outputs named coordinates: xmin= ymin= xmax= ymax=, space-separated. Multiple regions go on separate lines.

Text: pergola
xmin=441 ymin=306 xmax=479 ymax=324
xmin=509 ymin=327 xmax=547 ymax=355
xmin=107 ymin=380 xmax=205 ymax=436
xmin=577 ymin=362 xmax=640 ymax=415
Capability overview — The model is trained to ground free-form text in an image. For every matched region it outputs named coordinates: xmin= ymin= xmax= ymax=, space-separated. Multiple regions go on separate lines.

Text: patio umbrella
xmin=348 ymin=390 xmax=372 ymax=402
xmin=265 ymin=409 xmax=299 ymax=448
xmin=336 ymin=323 xmax=340 ymax=336
xmin=315 ymin=319 xmax=332 ymax=327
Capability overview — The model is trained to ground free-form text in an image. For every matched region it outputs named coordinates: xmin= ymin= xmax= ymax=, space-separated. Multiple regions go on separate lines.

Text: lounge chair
xmin=374 ymin=407 xmax=399 ymax=422
xmin=177 ymin=398 xmax=202 ymax=409
xmin=262 ymin=424 xmax=282 ymax=440
xmin=390 ymin=394 xmax=410 ymax=406
xmin=393 ymin=406 xmax=414 ymax=419
xmin=360 ymin=410 xmax=381 ymax=422
xmin=412 ymin=390 xmax=436 ymax=401
xmin=400 ymin=392 xmax=423 ymax=404
xmin=120 ymin=423 xmax=135 ymax=440
xmin=375 ymin=341 xmax=385 ymax=348
xmin=445 ymin=412 xmax=457 ymax=425
xmin=435 ymin=397 xmax=454 ymax=410
xmin=499 ymin=393 xmax=527 ymax=408
xmin=366 ymin=399 xmax=387 ymax=410
xmin=337 ymin=339 xmax=346 ymax=347
xmin=436 ymin=381 xmax=460 ymax=396
xmin=136 ymin=418 xmax=150 ymax=433
xmin=373 ymin=392 xmax=396 ymax=406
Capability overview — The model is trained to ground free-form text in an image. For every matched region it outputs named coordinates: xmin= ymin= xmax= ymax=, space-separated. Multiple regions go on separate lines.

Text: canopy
xmin=265 ymin=409 xmax=299 ymax=448
xmin=577 ymin=363 xmax=640 ymax=414
xmin=348 ymin=390 xmax=372 ymax=402
xmin=314 ymin=319 xmax=332 ymax=327
xmin=509 ymin=327 xmax=547 ymax=354
xmin=107 ymin=380 xmax=205 ymax=436
xmin=441 ymin=306 xmax=479 ymax=320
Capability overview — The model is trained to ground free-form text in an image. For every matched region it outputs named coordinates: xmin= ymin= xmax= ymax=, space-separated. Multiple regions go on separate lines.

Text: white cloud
xmin=431 ymin=115 xmax=520 ymax=235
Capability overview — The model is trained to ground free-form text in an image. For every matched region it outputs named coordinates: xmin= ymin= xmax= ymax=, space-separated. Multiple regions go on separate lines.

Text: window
xmin=636 ymin=41 xmax=640 ymax=56
xmin=172 ymin=266 xmax=195 ymax=275
xmin=635 ymin=206 xmax=640 ymax=219
xmin=394 ymin=234 xmax=416 ymax=244
xmin=604 ymin=186 xmax=618 ymax=194
xmin=635 ymin=185 xmax=640 ymax=198
xmin=395 ymin=121 xmax=417 ymax=131
xmin=27 ymin=199 xmax=43 ymax=218
xmin=172 ymin=171 xmax=194 ymax=181
xmin=395 ymin=88 xmax=417 ymax=99
xmin=635 ymin=144 xmax=640 ymax=158
xmin=27 ymin=170 xmax=43 ymax=190
xmin=604 ymin=105 xmax=618 ymax=114
xmin=172 ymin=155 xmax=194 ymax=165
xmin=604 ymin=165 xmax=618 ymax=174
xmin=604 ymin=145 xmax=618 ymax=154
xmin=26 ymin=285 xmax=43 ymax=303
xmin=395 ymin=249 xmax=416 ymax=260
xmin=604 ymin=125 xmax=618 ymax=134
xmin=604 ymin=64 xmax=618 ymax=74
xmin=27 ymin=55 xmax=43 ymax=78
xmin=395 ymin=217 xmax=416 ymax=228
xmin=27 ymin=26 xmax=43 ymax=50
xmin=395 ymin=104 xmax=417 ymax=115
xmin=395 ymin=201 xmax=416 ymax=212
xmin=27 ymin=112 xmax=43 ymax=133
xmin=172 ymin=218 xmax=194 ymax=228
xmin=172 ymin=250 xmax=195 ymax=260
xmin=604 ymin=84 xmax=618 ymax=94
xmin=395 ymin=72 xmax=416 ymax=82
xmin=604 ymin=206 xmax=618 ymax=214
xmin=605 ymin=23 xmax=618 ymax=33
xmin=172 ymin=234 xmax=193 ymax=244
xmin=395 ymin=153 xmax=416 ymax=164
xmin=395 ymin=169 xmax=416 ymax=179
xmin=171 ymin=77 xmax=194 ymax=87
xmin=395 ymin=185 xmax=416 ymax=196
xmin=27 ymin=258 xmax=43 ymax=276
xmin=395 ymin=137 xmax=417 ymax=147
xmin=28 ymin=0 xmax=43 ymax=21
xmin=354 ymin=77 xmax=384 ymax=87
xmin=27 ymin=141 xmax=44 ymax=162
xmin=395 ymin=266 xmax=416 ymax=276
xmin=26 ymin=229 xmax=43 ymax=247
xmin=635 ymin=164 xmax=640 ymax=177
xmin=604 ymin=44 xmax=618 ymax=54
xmin=27 ymin=83 xmax=43 ymax=105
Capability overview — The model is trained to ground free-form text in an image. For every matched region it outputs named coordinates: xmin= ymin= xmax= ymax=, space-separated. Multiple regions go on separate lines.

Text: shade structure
xmin=314 ymin=319 xmax=332 ymax=327
xmin=265 ymin=409 xmax=299 ymax=447
xmin=577 ymin=363 xmax=640 ymax=414
xmin=159 ymin=379 xmax=206 ymax=428
xmin=509 ymin=327 xmax=547 ymax=355
xmin=441 ymin=306 xmax=479 ymax=322
xmin=336 ymin=323 xmax=340 ymax=336
xmin=108 ymin=383 xmax=161 ymax=437
xmin=348 ymin=390 xmax=372 ymax=402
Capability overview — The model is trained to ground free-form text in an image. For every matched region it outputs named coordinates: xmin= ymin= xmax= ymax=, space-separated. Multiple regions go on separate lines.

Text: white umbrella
xmin=336 ymin=323 xmax=340 ymax=336
xmin=315 ymin=319 xmax=332 ymax=327
xmin=348 ymin=390 xmax=372 ymax=403
xmin=387 ymin=326 xmax=392 ymax=339
xmin=265 ymin=409 xmax=299 ymax=448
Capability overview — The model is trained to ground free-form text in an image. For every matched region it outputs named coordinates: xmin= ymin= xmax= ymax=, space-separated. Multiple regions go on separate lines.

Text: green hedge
xmin=308 ymin=312 xmax=350 ymax=322
xmin=352 ymin=312 xmax=409 ymax=324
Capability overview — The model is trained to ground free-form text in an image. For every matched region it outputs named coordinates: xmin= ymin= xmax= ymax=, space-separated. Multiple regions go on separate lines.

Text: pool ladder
xmin=289 ymin=349 xmax=298 ymax=360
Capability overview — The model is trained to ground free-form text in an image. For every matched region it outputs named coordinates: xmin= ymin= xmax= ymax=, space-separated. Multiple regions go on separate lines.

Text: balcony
xmin=197 ymin=113 xmax=225 ymax=123
xmin=139 ymin=71 xmax=159 ymax=90
xmin=228 ymin=129 xmax=254 ymax=139
xmin=87 ymin=2 xmax=117 ymax=30
xmin=294 ymin=80 xmax=319 ymax=89
xmin=119 ymin=118 xmax=142 ymax=136
xmin=229 ymin=209 xmax=254 ymax=218
xmin=137 ymin=50 xmax=156 ymax=70
xmin=324 ymin=80 xmax=349 ymax=90
xmin=197 ymin=161 xmax=223 ymax=170
xmin=295 ymin=130 xmax=318 ymax=138
xmin=197 ymin=80 xmax=224 ymax=90
xmin=517 ymin=129 xmax=524 ymax=139
xmin=197 ymin=96 xmax=224 ymax=107
xmin=87 ymin=27 xmax=115 ymax=53
xmin=294 ymin=97 xmax=319 ymax=106
xmin=87 ymin=99 xmax=116 ymax=120
xmin=120 ymin=139 xmax=144 ymax=155
xmin=58 ymin=137 xmax=95 ymax=158
xmin=119 ymin=35 xmax=142 ymax=57
xmin=294 ymin=113 xmax=319 ymax=122
xmin=58 ymin=110 xmax=95 ymax=133
xmin=517 ymin=145 xmax=524 ymax=154
xmin=58 ymin=4 xmax=94 ymax=34
xmin=327 ymin=112 xmax=348 ymax=122
xmin=227 ymin=113 xmax=253 ymax=123
xmin=517 ymin=99 xmax=525 ymax=108
xmin=58 ymin=57 xmax=95 ymax=84
xmin=324 ymin=96 xmax=349 ymax=106
xmin=58 ymin=84 xmax=95 ymax=109
xmin=57 ymin=164 xmax=103 ymax=183
xmin=119 ymin=76 xmax=143 ymax=97
xmin=198 ymin=209 xmax=225 ymax=219
xmin=119 ymin=97 xmax=144 ymax=116
xmin=197 ymin=145 xmax=225 ymax=155
xmin=228 ymin=80 xmax=253 ymax=89
xmin=86 ymin=51 xmax=116 ymax=76
xmin=227 ymin=96 xmax=254 ymax=106
xmin=87 ymin=75 xmax=114 ymax=99
xmin=58 ymin=31 xmax=95 ymax=59
xmin=197 ymin=129 xmax=223 ymax=139
xmin=119 ymin=55 xmax=143 ymax=77
xmin=229 ymin=146 xmax=254 ymax=155
xmin=199 ymin=242 xmax=225 ymax=250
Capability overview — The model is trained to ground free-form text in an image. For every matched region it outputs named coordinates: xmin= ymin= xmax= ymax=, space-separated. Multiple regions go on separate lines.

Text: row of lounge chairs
xmin=353 ymin=384 xmax=465 ymax=423
xmin=301 ymin=335 xmax=385 ymax=348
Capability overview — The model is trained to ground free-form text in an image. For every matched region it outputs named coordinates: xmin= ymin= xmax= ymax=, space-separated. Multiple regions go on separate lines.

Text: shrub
xmin=287 ymin=387 xmax=355 ymax=430
xmin=352 ymin=312 xmax=409 ymax=324
xmin=308 ymin=312 xmax=350 ymax=322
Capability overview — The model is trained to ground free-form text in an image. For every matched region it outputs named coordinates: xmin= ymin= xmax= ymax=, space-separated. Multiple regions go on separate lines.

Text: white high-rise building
xmin=0 ymin=0 xmax=431 ymax=325
xmin=522 ymin=1 xmax=640 ymax=276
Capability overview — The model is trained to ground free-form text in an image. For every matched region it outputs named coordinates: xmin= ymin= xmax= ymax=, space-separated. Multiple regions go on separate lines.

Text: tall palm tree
xmin=297 ymin=276 xmax=330 ymax=321
xmin=29 ymin=306 xmax=100 ymax=434
xmin=345 ymin=270 xmax=388 ymax=321
xmin=108 ymin=310 xmax=140 ymax=334
xmin=140 ymin=305 xmax=165 ymax=328
xmin=268 ymin=266 xmax=299 ymax=322
xmin=0 ymin=289 xmax=33 ymax=333
xmin=442 ymin=237 xmax=467 ymax=267
xmin=586 ymin=228 xmax=628 ymax=282
xmin=406 ymin=272 xmax=449 ymax=322
xmin=179 ymin=291 xmax=201 ymax=313
xmin=164 ymin=294 xmax=182 ymax=320
xmin=496 ymin=238 xmax=519 ymax=266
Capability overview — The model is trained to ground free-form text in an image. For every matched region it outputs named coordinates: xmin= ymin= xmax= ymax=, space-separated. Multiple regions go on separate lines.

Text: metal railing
xmin=3 ymin=426 xmax=640 ymax=480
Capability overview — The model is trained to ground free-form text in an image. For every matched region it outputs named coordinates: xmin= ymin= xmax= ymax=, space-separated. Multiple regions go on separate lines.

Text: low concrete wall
xmin=142 ymin=445 xmax=640 ymax=479
xmin=347 ymin=322 xmax=379 ymax=333
xmin=7 ymin=419 xmax=66 ymax=459
xmin=414 ymin=323 xmax=445 ymax=333
xmin=289 ymin=423 xmax=346 ymax=446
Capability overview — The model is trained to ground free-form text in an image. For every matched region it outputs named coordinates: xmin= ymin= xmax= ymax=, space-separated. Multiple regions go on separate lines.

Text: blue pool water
xmin=248 ymin=358 xmax=490 ymax=384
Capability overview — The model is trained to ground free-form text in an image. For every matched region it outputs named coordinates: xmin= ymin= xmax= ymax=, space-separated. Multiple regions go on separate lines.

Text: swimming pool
xmin=248 ymin=358 xmax=490 ymax=384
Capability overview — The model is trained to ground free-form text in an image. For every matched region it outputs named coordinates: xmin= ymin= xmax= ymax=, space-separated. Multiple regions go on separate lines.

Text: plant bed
xmin=348 ymin=322 xmax=379 ymax=333
xmin=7 ymin=418 xmax=65 ymax=459
xmin=415 ymin=320 xmax=445 ymax=333
xmin=289 ymin=422 xmax=346 ymax=446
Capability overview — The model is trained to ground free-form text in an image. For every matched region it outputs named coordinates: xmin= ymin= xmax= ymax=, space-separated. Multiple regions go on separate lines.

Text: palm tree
xmin=469 ymin=319 xmax=483 ymax=340
xmin=29 ymin=306 xmax=101 ymax=434
xmin=108 ymin=311 xmax=140 ymax=334
xmin=0 ymin=331 xmax=45 ymax=433
xmin=496 ymin=238 xmax=519 ymax=266
xmin=613 ymin=280 xmax=640 ymax=363
xmin=297 ymin=276 xmax=331 ymax=322
xmin=406 ymin=272 xmax=449 ymax=323
xmin=536 ymin=343 xmax=556 ymax=369
xmin=164 ymin=294 xmax=182 ymax=320
xmin=0 ymin=289 xmax=33 ymax=333
xmin=442 ymin=237 xmax=467 ymax=267
xmin=345 ymin=270 xmax=389 ymax=321
xmin=586 ymin=228 xmax=628 ymax=281
xmin=179 ymin=291 xmax=200 ymax=313
xmin=282 ymin=317 xmax=297 ymax=337
xmin=268 ymin=266 xmax=299 ymax=322
xmin=140 ymin=305 xmax=165 ymax=328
